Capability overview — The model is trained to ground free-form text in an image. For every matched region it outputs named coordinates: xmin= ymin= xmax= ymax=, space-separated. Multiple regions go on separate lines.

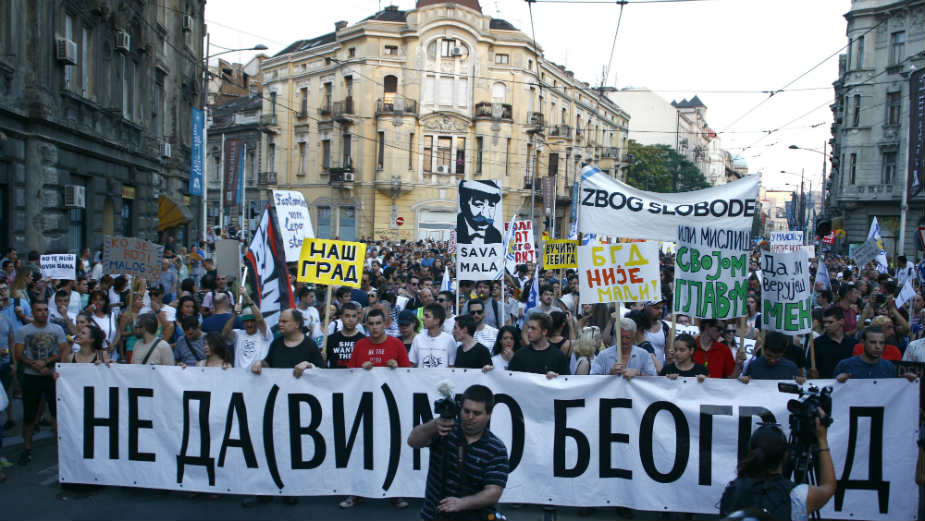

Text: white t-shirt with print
xmin=232 ymin=328 xmax=273 ymax=370
xmin=408 ymin=331 xmax=457 ymax=368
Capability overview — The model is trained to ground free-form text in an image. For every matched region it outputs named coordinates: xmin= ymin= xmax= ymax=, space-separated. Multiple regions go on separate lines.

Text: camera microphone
xmin=434 ymin=379 xmax=459 ymax=423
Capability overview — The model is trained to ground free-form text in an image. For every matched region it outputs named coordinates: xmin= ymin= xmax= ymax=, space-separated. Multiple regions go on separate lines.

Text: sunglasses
xmin=470 ymin=309 xmax=484 ymax=314
xmin=437 ymin=298 xmax=447 ymax=303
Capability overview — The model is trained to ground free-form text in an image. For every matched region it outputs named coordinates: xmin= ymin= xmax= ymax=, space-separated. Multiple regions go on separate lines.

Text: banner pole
xmin=668 ymin=312 xmax=676 ymax=361
xmin=615 ymin=314 xmax=622 ymax=365
xmin=320 ymin=285 xmax=333 ymax=361
xmin=737 ymin=316 xmax=746 ymax=357
xmin=809 ymin=333 xmax=817 ymax=376
xmin=500 ymin=274 xmax=506 ymax=327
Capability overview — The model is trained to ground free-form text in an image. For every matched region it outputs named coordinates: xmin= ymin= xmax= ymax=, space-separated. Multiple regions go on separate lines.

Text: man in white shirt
xmin=437 ymin=290 xmax=456 ymax=334
xmin=408 ymin=303 xmax=456 ymax=368
xmin=296 ymin=286 xmax=323 ymax=343
xmin=467 ymin=299 xmax=499 ymax=349
xmin=224 ymin=296 xmax=272 ymax=370
xmin=591 ymin=318 xmax=657 ymax=378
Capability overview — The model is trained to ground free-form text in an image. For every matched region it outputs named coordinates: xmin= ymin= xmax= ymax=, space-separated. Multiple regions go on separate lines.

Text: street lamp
xmin=199 ymin=41 xmax=268 ymax=242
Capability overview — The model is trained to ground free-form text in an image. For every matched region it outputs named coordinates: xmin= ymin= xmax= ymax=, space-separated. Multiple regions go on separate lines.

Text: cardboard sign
xmin=40 ymin=254 xmax=77 ymax=280
xmin=673 ymin=226 xmax=750 ymax=320
xmin=273 ymin=190 xmax=314 ymax=262
xmin=769 ymin=231 xmax=803 ymax=252
xmin=504 ymin=220 xmax=535 ymax=274
xmin=544 ymin=239 xmax=579 ymax=269
xmin=215 ymin=239 xmax=241 ymax=283
xmin=851 ymin=237 xmax=881 ymax=268
xmin=761 ymin=250 xmax=812 ymax=335
xmin=102 ymin=236 xmax=165 ymax=281
xmin=297 ymin=239 xmax=366 ymax=288
xmin=578 ymin=242 xmax=660 ymax=304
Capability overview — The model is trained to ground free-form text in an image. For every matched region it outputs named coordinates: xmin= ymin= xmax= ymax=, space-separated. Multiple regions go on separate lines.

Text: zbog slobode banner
xmin=578 ymin=166 xmax=760 ymax=242
xmin=56 ymin=365 xmax=917 ymax=519
xmin=456 ymin=179 xmax=504 ymax=281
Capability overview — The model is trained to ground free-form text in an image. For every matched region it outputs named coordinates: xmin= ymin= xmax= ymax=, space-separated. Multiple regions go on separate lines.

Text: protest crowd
xmin=1 ymin=175 xmax=923 ymax=520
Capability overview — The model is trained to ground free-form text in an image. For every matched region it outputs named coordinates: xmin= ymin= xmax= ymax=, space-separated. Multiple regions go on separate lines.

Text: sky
xmin=204 ymin=0 xmax=851 ymax=192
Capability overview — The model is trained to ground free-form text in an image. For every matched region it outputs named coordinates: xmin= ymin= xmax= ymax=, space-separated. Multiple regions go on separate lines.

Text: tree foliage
xmin=624 ymin=140 xmax=711 ymax=193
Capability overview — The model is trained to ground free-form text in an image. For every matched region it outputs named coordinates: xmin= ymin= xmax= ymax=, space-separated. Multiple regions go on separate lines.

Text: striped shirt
xmin=421 ymin=423 xmax=508 ymax=521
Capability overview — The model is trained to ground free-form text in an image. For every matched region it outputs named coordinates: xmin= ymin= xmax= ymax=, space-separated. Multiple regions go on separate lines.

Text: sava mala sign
xmin=578 ymin=166 xmax=760 ymax=242
xmin=57 ymin=365 xmax=917 ymax=519
xmin=456 ymin=180 xmax=504 ymax=280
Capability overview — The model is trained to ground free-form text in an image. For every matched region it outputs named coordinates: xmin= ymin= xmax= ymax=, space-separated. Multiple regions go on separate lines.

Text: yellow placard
xmin=297 ymin=238 xmax=367 ymax=288
xmin=543 ymin=239 xmax=579 ymax=269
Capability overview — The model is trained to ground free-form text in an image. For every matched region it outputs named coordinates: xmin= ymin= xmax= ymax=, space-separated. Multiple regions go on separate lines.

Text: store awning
xmin=158 ymin=195 xmax=192 ymax=231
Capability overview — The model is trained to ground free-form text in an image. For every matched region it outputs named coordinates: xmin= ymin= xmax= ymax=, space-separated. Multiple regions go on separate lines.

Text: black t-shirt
xmin=326 ymin=330 xmax=365 ymax=368
xmin=638 ymin=341 xmax=655 ymax=354
xmin=508 ymin=345 xmax=571 ymax=375
xmin=454 ymin=342 xmax=492 ymax=369
xmin=264 ymin=335 xmax=324 ymax=369
xmin=660 ymin=362 xmax=710 ymax=377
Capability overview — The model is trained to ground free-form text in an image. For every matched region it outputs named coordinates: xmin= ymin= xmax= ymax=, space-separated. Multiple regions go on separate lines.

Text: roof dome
xmin=732 ymin=154 xmax=748 ymax=169
xmin=416 ymin=0 xmax=482 ymax=12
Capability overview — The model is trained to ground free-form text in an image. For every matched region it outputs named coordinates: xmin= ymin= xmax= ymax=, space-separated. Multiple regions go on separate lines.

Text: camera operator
xmin=719 ymin=410 xmax=836 ymax=520
xmin=407 ymin=384 xmax=508 ymax=521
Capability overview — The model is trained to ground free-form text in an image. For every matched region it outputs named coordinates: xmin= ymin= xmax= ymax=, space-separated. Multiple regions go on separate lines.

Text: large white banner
xmin=578 ymin=166 xmax=760 ymax=242
xmin=57 ymin=365 xmax=917 ymax=519
xmin=457 ymin=180 xmax=504 ymax=281
xmin=272 ymin=189 xmax=314 ymax=262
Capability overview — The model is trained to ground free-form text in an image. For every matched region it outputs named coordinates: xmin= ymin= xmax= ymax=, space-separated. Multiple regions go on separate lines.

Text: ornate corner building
xmin=260 ymin=0 xmax=630 ymax=241
xmin=827 ymin=0 xmax=925 ymax=256
xmin=0 ymin=0 xmax=205 ymax=253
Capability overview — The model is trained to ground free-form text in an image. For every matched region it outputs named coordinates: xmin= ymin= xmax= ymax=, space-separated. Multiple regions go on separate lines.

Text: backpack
xmin=719 ymin=476 xmax=797 ymax=521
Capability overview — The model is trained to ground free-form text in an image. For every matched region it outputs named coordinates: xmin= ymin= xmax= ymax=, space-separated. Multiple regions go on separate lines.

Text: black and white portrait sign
xmin=456 ymin=180 xmax=504 ymax=280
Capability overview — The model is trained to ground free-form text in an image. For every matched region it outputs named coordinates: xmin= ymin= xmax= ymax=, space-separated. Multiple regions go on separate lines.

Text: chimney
xmin=335 ymin=20 xmax=348 ymax=31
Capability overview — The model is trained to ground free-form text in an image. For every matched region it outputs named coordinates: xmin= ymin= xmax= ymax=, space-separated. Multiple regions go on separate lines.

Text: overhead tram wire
xmin=601 ymin=1 xmax=626 ymax=88
xmin=718 ymin=19 xmax=887 ymax=135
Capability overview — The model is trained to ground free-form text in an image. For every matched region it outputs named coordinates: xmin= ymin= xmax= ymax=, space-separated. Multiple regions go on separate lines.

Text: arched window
xmin=383 ymin=75 xmax=398 ymax=106
xmin=491 ymin=82 xmax=506 ymax=102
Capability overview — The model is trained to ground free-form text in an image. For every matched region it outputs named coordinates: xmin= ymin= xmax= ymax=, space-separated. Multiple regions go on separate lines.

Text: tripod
xmin=783 ymin=431 xmax=821 ymax=521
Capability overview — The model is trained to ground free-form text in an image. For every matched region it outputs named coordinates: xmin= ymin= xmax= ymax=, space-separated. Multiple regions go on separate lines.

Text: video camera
xmin=434 ymin=395 xmax=460 ymax=420
xmin=778 ymin=382 xmax=833 ymax=446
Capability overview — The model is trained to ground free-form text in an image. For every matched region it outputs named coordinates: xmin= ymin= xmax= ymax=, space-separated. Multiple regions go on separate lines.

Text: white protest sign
xmin=214 ymin=239 xmax=241 ymax=282
xmin=673 ymin=226 xmax=750 ymax=319
xmin=761 ymin=249 xmax=812 ymax=335
xmin=56 ymin=365 xmax=918 ymax=520
xmin=802 ymin=244 xmax=815 ymax=259
xmin=40 ymin=254 xmax=77 ymax=280
xmin=273 ymin=189 xmax=314 ymax=262
xmin=456 ymin=180 xmax=504 ymax=281
xmin=578 ymin=242 xmax=660 ymax=304
xmin=504 ymin=220 xmax=535 ymax=275
xmin=769 ymin=231 xmax=803 ymax=252
xmin=851 ymin=237 xmax=881 ymax=268
xmin=578 ymin=166 xmax=760 ymax=242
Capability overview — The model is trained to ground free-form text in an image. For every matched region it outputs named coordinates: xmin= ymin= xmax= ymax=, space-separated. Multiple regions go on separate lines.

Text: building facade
xmin=259 ymin=0 xmax=629 ymax=241
xmin=0 ymin=0 xmax=205 ymax=254
xmin=606 ymin=88 xmax=726 ymax=184
xmin=827 ymin=0 xmax=925 ymax=257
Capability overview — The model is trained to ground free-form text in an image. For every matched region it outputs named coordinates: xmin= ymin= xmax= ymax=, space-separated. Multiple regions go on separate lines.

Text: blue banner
xmin=189 ymin=107 xmax=204 ymax=197
xmin=235 ymin=145 xmax=245 ymax=205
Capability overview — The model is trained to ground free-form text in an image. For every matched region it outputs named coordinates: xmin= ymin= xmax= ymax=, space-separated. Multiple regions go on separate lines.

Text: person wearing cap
xmin=642 ymin=299 xmax=669 ymax=366
xmin=397 ymin=309 xmax=419 ymax=352
xmin=457 ymin=180 xmax=502 ymax=245
xmin=223 ymin=291 xmax=272 ymax=370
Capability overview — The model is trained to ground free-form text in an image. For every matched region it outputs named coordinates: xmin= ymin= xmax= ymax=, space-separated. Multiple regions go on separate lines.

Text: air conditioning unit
xmin=55 ymin=38 xmax=78 ymax=65
xmin=451 ymin=47 xmax=464 ymax=57
xmin=161 ymin=142 xmax=172 ymax=158
xmin=435 ymin=165 xmax=449 ymax=174
xmin=182 ymin=15 xmax=193 ymax=31
xmin=115 ymin=31 xmax=131 ymax=51
xmin=343 ymin=172 xmax=356 ymax=182
xmin=64 ymin=185 xmax=86 ymax=208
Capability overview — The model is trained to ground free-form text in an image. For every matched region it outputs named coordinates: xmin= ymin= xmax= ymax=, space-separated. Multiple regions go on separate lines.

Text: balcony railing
xmin=328 ymin=161 xmax=355 ymax=186
xmin=474 ymin=101 xmax=513 ymax=120
xmin=526 ymin=112 xmax=544 ymax=133
xmin=600 ymin=147 xmax=620 ymax=159
xmin=259 ymin=113 xmax=277 ymax=126
xmin=258 ymin=171 xmax=277 ymax=185
xmin=548 ymin=124 xmax=571 ymax=138
xmin=318 ymin=101 xmax=332 ymax=116
xmin=376 ymin=98 xmax=418 ymax=115
xmin=333 ymin=97 xmax=354 ymax=121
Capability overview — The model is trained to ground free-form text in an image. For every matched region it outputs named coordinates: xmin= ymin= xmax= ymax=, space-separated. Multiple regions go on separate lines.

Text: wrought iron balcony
xmin=258 ymin=171 xmax=277 ymax=185
xmin=600 ymin=147 xmax=620 ymax=159
xmin=333 ymin=97 xmax=354 ymax=122
xmin=376 ymin=98 xmax=418 ymax=116
xmin=548 ymin=124 xmax=571 ymax=139
xmin=259 ymin=113 xmax=277 ymax=126
xmin=474 ymin=101 xmax=513 ymax=120
xmin=526 ymin=111 xmax=544 ymax=133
